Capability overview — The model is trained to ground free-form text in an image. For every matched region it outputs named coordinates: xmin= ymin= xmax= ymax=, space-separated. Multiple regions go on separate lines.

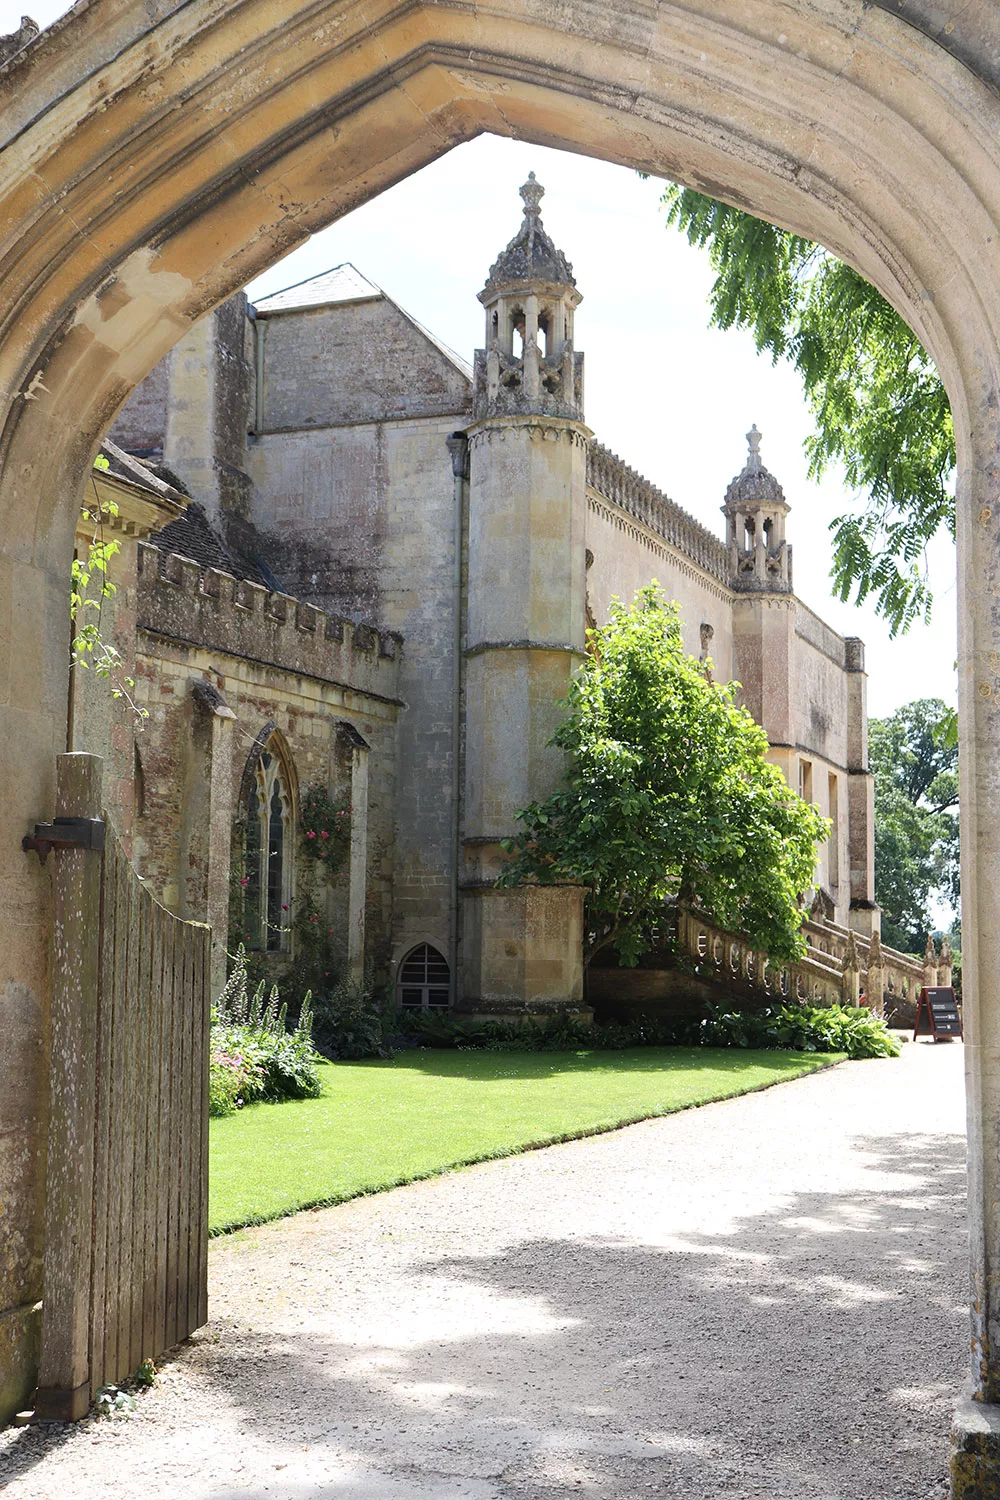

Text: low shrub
xmin=692 ymin=1002 xmax=900 ymax=1059
xmin=310 ymin=975 xmax=391 ymax=1060
xmin=210 ymin=947 xmax=323 ymax=1116
xmin=399 ymin=1000 xmax=899 ymax=1061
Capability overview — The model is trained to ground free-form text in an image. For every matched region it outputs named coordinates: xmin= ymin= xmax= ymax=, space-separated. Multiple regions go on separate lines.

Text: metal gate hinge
xmin=22 ymin=817 xmax=106 ymax=865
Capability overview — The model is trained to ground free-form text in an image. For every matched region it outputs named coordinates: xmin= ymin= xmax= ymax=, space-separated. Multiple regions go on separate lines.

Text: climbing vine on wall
xmin=291 ymin=785 xmax=352 ymax=1000
xmin=299 ymin=784 xmax=352 ymax=867
xmin=71 ymin=454 xmax=147 ymax=723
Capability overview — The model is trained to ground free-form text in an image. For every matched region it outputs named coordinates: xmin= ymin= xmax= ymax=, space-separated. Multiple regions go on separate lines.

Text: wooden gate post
xmin=35 ymin=753 xmax=104 ymax=1420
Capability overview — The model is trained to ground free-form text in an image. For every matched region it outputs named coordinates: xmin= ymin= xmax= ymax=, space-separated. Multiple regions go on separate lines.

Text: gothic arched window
xmin=243 ymin=739 xmax=293 ymax=952
xmin=397 ymin=944 xmax=451 ymax=1011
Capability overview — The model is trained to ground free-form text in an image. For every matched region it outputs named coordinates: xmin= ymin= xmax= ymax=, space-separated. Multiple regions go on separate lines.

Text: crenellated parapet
xmin=137 ymin=543 xmax=403 ymax=701
xmin=587 ymin=442 xmax=731 ymax=586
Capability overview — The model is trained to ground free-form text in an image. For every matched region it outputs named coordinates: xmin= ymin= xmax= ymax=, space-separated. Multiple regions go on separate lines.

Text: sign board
xmin=913 ymin=986 xmax=963 ymax=1042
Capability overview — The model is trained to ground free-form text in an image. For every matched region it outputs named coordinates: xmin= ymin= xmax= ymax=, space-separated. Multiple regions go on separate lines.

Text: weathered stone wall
xmin=110 ymin=294 xmax=255 ymax=533
xmin=109 ymin=359 xmax=168 ymax=458
xmin=792 ymin=604 xmax=850 ymax=769
xmin=131 ymin=543 xmax=401 ymax=982
xmin=258 ymin=298 xmax=471 ymax=430
xmin=585 ymin=489 xmax=736 ymax=676
xmin=249 ymin=297 xmax=472 ymax=985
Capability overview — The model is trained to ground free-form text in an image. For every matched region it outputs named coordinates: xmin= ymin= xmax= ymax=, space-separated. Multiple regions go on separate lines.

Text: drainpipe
xmin=253 ymin=311 xmax=266 ymax=436
xmin=445 ymin=431 xmax=468 ymax=1005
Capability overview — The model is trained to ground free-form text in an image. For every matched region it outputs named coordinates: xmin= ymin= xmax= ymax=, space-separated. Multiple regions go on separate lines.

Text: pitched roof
xmin=253 ymin=263 xmax=381 ymax=313
xmin=252 ymin=262 xmax=473 ymax=383
xmin=149 ymin=502 xmax=272 ymax=587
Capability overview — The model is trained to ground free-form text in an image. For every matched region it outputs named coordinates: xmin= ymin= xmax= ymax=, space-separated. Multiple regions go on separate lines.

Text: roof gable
xmin=253 ymin=262 xmax=472 ymax=385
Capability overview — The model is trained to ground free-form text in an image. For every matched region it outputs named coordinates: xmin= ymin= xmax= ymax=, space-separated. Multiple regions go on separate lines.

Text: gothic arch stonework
xmin=2 ymin=2 xmax=1000 ymax=1478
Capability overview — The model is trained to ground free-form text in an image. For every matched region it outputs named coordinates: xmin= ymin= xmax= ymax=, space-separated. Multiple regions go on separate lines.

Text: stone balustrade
xmin=802 ymin=916 xmax=930 ymax=1016
xmin=678 ymin=905 xmax=929 ymax=1016
xmin=587 ymin=443 xmax=732 ymax=586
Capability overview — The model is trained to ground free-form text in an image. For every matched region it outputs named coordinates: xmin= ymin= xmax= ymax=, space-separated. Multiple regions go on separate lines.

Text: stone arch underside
xmin=4 ymin=0 xmax=1000 ymax=1469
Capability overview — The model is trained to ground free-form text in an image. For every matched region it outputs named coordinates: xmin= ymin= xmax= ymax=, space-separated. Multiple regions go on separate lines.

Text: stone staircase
xmin=678 ymin=905 xmax=946 ymax=1024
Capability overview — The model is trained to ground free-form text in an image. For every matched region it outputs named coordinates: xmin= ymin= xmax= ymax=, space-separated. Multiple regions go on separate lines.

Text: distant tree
xmin=497 ymin=584 xmax=828 ymax=967
xmin=869 ymin=698 xmax=959 ymax=952
xmin=659 ymin=184 xmax=955 ymax=637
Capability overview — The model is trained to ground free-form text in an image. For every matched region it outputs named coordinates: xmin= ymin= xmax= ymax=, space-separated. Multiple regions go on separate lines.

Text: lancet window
xmin=243 ymin=740 xmax=293 ymax=953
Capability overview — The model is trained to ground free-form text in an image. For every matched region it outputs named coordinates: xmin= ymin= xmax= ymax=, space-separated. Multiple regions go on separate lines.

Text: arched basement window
xmin=397 ymin=944 xmax=451 ymax=1010
xmin=243 ymin=741 xmax=292 ymax=953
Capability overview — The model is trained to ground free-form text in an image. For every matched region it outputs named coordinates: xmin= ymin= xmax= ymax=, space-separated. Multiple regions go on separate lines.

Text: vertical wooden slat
xmin=142 ymin=896 xmax=164 ymax=1361
xmin=53 ymin=816 xmax=213 ymax=1399
xmin=128 ymin=886 xmax=151 ymax=1373
xmin=89 ymin=835 xmax=116 ymax=1398
xmin=164 ymin=909 xmax=182 ymax=1352
xmin=175 ymin=925 xmax=194 ymax=1342
xmin=185 ymin=926 xmax=208 ymax=1336
xmin=101 ymin=841 xmax=127 ymax=1387
xmin=194 ymin=927 xmax=211 ymax=1329
xmin=113 ymin=852 xmax=138 ymax=1383
xmin=155 ymin=915 xmax=175 ymax=1358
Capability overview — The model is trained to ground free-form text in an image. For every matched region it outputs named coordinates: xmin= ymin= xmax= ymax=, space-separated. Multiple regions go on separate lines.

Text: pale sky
xmin=19 ymin=4 xmax=960 ymax=722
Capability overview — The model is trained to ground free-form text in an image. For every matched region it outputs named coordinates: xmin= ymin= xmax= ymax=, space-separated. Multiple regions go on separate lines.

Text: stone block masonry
xmin=136 ymin=542 xmax=403 ymax=705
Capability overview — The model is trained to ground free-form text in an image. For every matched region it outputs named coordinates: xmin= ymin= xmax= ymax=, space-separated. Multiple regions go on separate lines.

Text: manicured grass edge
xmin=209 ymin=1050 xmax=845 ymax=1238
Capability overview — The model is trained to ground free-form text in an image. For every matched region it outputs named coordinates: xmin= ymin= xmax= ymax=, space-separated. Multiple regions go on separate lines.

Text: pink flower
xmin=239 ymin=876 xmax=249 ymax=887
xmin=282 ymin=903 xmax=289 ymax=911
xmin=306 ymin=830 xmax=316 ymax=840
xmin=320 ymin=831 xmax=329 ymax=840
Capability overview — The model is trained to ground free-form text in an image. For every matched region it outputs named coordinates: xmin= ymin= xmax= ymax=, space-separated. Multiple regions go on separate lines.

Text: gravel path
xmin=1 ymin=1041 xmax=968 ymax=1499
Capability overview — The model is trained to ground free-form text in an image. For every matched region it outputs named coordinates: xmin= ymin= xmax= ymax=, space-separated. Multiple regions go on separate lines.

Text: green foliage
xmin=498 ymin=585 xmax=827 ymax=967
xmin=869 ymin=698 xmax=960 ymax=951
xmin=95 ymin=1385 xmax=137 ymax=1420
xmin=401 ymin=1000 xmax=895 ymax=1061
xmin=299 ymin=784 xmax=351 ymax=867
xmin=660 ymin=184 xmax=955 ymax=636
xmin=71 ymin=465 xmax=148 ymax=721
xmin=693 ymin=1002 xmax=900 ymax=1059
xmin=401 ymin=1008 xmax=601 ymax=1052
xmin=310 ymin=974 xmax=391 ymax=1060
xmin=289 ymin=891 xmax=345 ymax=1005
xmin=210 ymin=946 xmax=322 ymax=1116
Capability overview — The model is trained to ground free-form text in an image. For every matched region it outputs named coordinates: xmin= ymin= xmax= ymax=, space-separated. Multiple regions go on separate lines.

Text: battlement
xmin=587 ymin=443 xmax=731 ymax=586
xmin=137 ymin=543 xmax=403 ymax=700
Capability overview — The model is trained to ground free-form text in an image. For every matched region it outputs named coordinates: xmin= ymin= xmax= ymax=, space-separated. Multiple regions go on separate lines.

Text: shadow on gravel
xmin=170 ymin=1131 xmax=968 ymax=1500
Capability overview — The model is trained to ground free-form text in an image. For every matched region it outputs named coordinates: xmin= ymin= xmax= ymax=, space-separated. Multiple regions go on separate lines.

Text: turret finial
xmin=747 ymin=424 xmax=762 ymax=469
xmin=520 ymin=172 xmax=544 ymax=218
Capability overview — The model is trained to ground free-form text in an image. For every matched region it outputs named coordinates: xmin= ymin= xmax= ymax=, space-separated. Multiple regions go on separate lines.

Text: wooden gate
xmin=32 ymin=753 xmax=211 ymax=1420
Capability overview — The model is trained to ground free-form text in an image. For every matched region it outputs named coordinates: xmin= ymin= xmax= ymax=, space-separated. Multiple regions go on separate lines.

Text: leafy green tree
xmin=869 ymin=698 xmax=959 ymax=951
xmin=660 ymin=184 xmax=955 ymax=636
xmin=497 ymin=584 xmax=828 ymax=966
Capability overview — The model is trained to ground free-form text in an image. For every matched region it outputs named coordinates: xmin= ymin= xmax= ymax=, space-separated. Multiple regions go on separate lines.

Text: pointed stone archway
xmin=2 ymin=2 xmax=1000 ymax=1486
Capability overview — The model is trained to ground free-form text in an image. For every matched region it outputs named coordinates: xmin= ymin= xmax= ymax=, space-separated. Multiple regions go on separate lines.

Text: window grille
xmin=397 ymin=944 xmax=451 ymax=1010
xmin=243 ymin=744 xmax=292 ymax=952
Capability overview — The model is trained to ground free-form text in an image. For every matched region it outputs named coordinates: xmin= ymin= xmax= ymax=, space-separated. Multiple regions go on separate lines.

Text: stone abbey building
xmin=86 ymin=175 xmax=876 ymax=1011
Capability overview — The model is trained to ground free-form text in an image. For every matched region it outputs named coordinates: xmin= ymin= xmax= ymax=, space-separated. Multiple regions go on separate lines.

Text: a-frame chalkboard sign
xmin=913 ymin=986 xmax=963 ymax=1042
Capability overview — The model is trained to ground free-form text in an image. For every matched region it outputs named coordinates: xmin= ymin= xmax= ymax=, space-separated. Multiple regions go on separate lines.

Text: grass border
xmin=208 ymin=1050 xmax=845 ymax=1238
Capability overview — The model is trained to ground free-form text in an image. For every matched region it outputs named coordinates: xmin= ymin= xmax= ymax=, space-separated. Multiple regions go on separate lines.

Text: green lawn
xmin=208 ymin=1046 xmax=841 ymax=1234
